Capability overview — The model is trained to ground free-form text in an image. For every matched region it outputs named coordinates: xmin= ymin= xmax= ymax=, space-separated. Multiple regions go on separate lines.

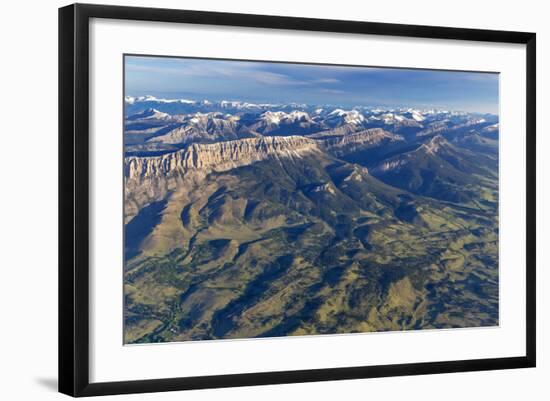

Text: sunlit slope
xmin=124 ymin=143 xmax=498 ymax=343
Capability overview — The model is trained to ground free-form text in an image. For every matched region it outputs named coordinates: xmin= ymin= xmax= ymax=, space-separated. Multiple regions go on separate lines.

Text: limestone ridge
xmin=322 ymin=128 xmax=404 ymax=149
xmin=124 ymin=129 xmax=401 ymax=181
xmin=125 ymin=135 xmax=321 ymax=180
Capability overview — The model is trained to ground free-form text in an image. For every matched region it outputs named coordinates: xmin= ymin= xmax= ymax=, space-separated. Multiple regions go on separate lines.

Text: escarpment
xmin=124 ymin=136 xmax=321 ymax=220
xmin=125 ymin=135 xmax=320 ymax=180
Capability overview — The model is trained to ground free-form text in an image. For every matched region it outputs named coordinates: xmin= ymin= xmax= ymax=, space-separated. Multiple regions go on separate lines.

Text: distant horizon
xmin=125 ymin=55 xmax=499 ymax=114
xmin=124 ymin=93 xmax=499 ymax=116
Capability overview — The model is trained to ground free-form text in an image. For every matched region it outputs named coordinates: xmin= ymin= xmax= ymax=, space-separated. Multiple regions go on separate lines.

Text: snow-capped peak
xmin=125 ymin=95 xmax=196 ymax=104
xmin=381 ymin=113 xmax=405 ymax=124
xmin=133 ymin=108 xmax=171 ymax=120
xmin=482 ymin=123 xmax=499 ymax=133
xmin=261 ymin=111 xmax=285 ymax=125
xmin=260 ymin=110 xmax=310 ymax=125
xmin=329 ymin=109 xmax=347 ymax=116
xmin=328 ymin=109 xmax=365 ymax=125
xmin=410 ymin=110 xmax=425 ymax=122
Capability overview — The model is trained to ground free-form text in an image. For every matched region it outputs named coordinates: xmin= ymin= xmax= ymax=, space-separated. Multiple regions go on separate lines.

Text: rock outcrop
xmin=125 ymin=135 xmax=320 ymax=180
xmin=147 ymin=113 xmax=243 ymax=145
xmin=124 ymin=135 xmax=322 ymax=221
xmin=322 ymin=128 xmax=403 ymax=149
xmin=420 ymin=134 xmax=448 ymax=154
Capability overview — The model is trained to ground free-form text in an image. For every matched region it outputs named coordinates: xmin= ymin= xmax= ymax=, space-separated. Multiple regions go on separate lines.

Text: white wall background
xmin=0 ymin=0 xmax=546 ymax=399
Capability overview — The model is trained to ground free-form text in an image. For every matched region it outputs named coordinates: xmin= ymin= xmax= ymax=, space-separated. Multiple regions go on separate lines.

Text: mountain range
xmin=123 ymin=96 xmax=499 ymax=344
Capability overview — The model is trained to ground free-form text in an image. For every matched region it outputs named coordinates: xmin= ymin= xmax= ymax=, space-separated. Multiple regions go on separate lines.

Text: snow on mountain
xmin=219 ymin=100 xmax=290 ymax=111
xmin=260 ymin=110 xmax=311 ymax=125
xmin=147 ymin=112 xmax=244 ymax=145
xmin=482 ymin=123 xmax=499 ymax=133
xmin=260 ymin=111 xmax=285 ymax=125
xmin=381 ymin=113 xmax=405 ymax=124
xmin=329 ymin=109 xmax=346 ymax=116
xmin=314 ymin=108 xmax=324 ymax=115
xmin=220 ymin=100 xmax=254 ymax=109
xmin=327 ymin=109 xmax=366 ymax=125
xmin=127 ymin=108 xmax=171 ymax=120
xmin=470 ymin=118 xmax=486 ymax=125
xmin=125 ymin=95 xmax=196 ymax=105
xmin=410 ymin=110 xmax=425 ymax=122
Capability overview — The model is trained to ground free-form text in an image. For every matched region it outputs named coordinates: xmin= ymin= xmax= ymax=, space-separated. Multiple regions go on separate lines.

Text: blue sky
xmin=125 ymin=55 xmax=499 ymax=113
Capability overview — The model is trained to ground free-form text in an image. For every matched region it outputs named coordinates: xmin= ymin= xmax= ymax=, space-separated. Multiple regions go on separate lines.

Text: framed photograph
xmin=59 ymin=3 xmax=536 ymax=397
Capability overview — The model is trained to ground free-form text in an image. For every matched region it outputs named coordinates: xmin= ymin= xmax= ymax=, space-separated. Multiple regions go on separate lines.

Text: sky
xmin=125 ymin=55 xmax=499 ymax=114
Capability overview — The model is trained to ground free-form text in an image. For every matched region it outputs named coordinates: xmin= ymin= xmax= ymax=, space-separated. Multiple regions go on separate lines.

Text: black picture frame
xmin=59 ymin=3 xmax=536 ymax=397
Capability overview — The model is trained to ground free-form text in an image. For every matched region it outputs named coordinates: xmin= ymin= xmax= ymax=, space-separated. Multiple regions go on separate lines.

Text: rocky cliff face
xmin=125 ymin=135 xmax=321 ymax=180
xmin=147 ymin=113 xmax=244 ymax=145
xmin=124 ymin=135 xmax=322 ymax=222
xmin=371 ymin=136 xmax=448 ymax=174
xmin=320 ymin=128 xmax=404 ymax=160
xmin=420 ymin=134 xmax=448 ymax=154
xmin=123 ymin=131 xmax=402 ymax=220
xmin=322 ymin=128 xmax=403 ymax=149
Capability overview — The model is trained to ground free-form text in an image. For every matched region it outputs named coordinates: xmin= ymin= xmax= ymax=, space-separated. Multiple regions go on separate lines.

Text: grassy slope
xmin=124 ymin=147 xmax=498 ymax=343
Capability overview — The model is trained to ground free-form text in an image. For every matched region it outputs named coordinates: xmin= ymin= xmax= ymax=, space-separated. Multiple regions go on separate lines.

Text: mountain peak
xmin=327 ymin=109 xmax=365 ymax=125
xmin=421 ymin=135 xmax=449 ymax=154
xmin=128 ymin=107 xmax=171 ymax=120
xmin=260 ymin=110 xmax=311 ymax=124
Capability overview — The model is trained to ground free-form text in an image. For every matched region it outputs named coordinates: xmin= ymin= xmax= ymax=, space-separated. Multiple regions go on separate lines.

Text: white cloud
xmin=313 ymin=78 xmax=341 ymax=84
xmin=126 ymin=59 xmax=311 ymax=87
xmin=318 ymin=88 xmax=348 ymax=95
